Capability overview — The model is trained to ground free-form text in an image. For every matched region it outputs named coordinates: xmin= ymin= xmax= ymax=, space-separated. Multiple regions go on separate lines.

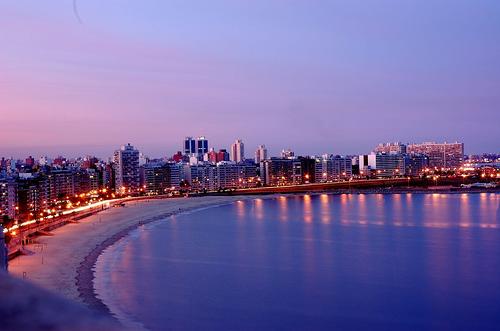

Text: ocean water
xmin=94 ymin=193 xmax=500 ymax=331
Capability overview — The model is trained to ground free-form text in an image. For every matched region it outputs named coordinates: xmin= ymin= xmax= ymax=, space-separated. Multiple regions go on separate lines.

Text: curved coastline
xmin=8 ymin=190 xmax=498 ymax=329
xmin=86 ymin=192 xmax=500 ymax=331
xmin=7 ymin=196 xmax=257 ymax=320
xmin=88 ymin=190 xmax=498 ymax=324
xmin=76 ymin=200 xmax=250 ymax=317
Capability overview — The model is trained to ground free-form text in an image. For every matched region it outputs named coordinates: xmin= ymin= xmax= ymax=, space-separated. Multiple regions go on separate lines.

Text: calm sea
xmin=94 ymin=193 xmax=500 ymax=331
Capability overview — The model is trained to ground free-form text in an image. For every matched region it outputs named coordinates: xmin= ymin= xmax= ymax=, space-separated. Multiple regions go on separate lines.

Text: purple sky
xmin=1 ymin=0 xmax=499 ymax=159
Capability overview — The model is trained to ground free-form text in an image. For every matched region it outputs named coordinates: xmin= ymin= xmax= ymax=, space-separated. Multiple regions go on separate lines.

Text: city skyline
xmin=1 ymin=138 xmax=495 ymax=223
xmin=2 ymin=3 xmax=499 ymax=330
xmin=0 ymin=138 xmax=492 ymax=161
xmin=2 ymin=1 xmax=500 ymax=157
xmin=0 ymin=138 xmax=483 ymax=161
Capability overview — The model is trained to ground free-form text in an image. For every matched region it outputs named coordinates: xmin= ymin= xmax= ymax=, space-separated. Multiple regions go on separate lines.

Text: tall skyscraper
xmin=184 ymin=136 xmax=209 ymax=160
xmin=230 ymin=139 xmax=245 ymax=163
xmin=197 ymin=136 xmax=209 ymax=156
xmin=254 ymin=145 xmax=268 ymax=164
xmin=183 ymin=137 xmax=197 ymax=156
xmin=113 ymin=143 xmax=140 ymax=193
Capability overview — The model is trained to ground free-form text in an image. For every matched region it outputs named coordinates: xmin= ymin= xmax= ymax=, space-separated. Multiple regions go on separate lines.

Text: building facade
xmin=145 ymin=162 xmax=169 ymax=195
xmin=260 ymin=158 xmax=314 ymax=186
xmin=374 ymin=153 xmax=406 ymax=177
xmin=407 ymin=142 xmax=464 ymax=169
xmin=404 ymin=154 xmax=428 ymax=176
xmin=230 ymin=139 xmax=245 ymax=163
xmin=0 ymin=179 xmax=17 ymax=219
xmin=255 ymin=145 xmax=268 ymax=164
xmin=373 ymin=142 xmax=407 ymax=154
xmin=113 ymin=144 xmax=140 ymax=193
xmin=358 ymin=154 xmax=377 ymax=174
xmin=183 ymin=137 xmax=197 ymax=156
xmin=315 ymin=155 xmax=353 ymax=182
xmin=197 ymin=136 xmax=209 ymax=157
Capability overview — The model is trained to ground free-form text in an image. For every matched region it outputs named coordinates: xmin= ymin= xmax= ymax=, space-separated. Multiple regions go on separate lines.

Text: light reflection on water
xmin=254 ymin=198 xmax=264 ymax=221
xmin=278 ymin=196 xmax=288 ymax=222
xmin=319 ymin=194 xmax=331 ymax=224
xmin=96 ymin=193 xmax=500 ymax=331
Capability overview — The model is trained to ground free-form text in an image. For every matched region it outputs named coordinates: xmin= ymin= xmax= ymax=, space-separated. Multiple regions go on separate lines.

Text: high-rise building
xmin=74 ymin=169 xmax=93 ymax=194
xmin=47 ymin=169 xmax=75 ymax=200
xmin=183 ymin=136 xmax=209 ymax=160
xmin=374 ymin=153 xmax=406 ymax=177
xmin=113 ymin=143 xmax=140 ymax=193
xmin=405 ymin=154 xmax=428 ymax=176
xmin=254 ymin=145 xmax=268 ymax=164
xmin=296 ymin=156 xmax=316 ymax=184
xmin=166 ymin=162 xmax=181 ymax=189
xmin=355 ymin=152 xmax=428 ymax=177
xmin=16 ymin=174 xmax=49 ymax=219
xmin=373 ymin=142 xmax=407 ymax=154
xmin=407 ymin=142 xmax=464 ymax=169
xmin=237 ymin=161 xmax=258 ymax=188
xmin=260 ymin=158 xmax=297 ymax=186
xmin=197 ymin=136 xmax=209 ymax=156
xmin=0 ymin=179 xmax=17 ymax=219
xmin=144 ymin=162 xmax=171 ymax=195
xmin=183 ymin=137 xmax=197 ymax=156
xmin=216 ymin=162 xmax=240 ymax=189
xmin=358 ymin=154 xmax=377 ymax=173
xmin=230 ymin=139 xmax=245 ymax=163
xmin=102 ymin=163 xmax=115 ymax=190
xmin=315 ymin=155 xmax=353 ymax=182
xmin=189 ymin=164 xmax=217 ymax=191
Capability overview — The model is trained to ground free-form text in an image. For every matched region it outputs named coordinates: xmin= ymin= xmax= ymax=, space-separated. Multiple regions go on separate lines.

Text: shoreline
xmin=7 ymin=185 xmax=496 ymax=259
xmin=75 ymin=200 xmax=249 ymax=317
xmin=7 ymin=196 xmax=256 ymax=307
xmin=88 ymin=190 xmax=500 ymax=330
xmin=7 ymin=190 xmax=499 ymax=328
xmin=222 ymin=185 xmax=500 ymax=196
xmin=68 ymin=189 xmax=500 ymax=323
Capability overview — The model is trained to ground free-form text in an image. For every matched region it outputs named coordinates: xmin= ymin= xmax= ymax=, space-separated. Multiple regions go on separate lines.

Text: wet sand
xmin=8 ymin=196 xmax=251 ymax=309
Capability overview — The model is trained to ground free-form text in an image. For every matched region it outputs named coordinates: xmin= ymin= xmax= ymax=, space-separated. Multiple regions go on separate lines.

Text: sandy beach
xmin=8 ymin=196 xmax=252 ymax=309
